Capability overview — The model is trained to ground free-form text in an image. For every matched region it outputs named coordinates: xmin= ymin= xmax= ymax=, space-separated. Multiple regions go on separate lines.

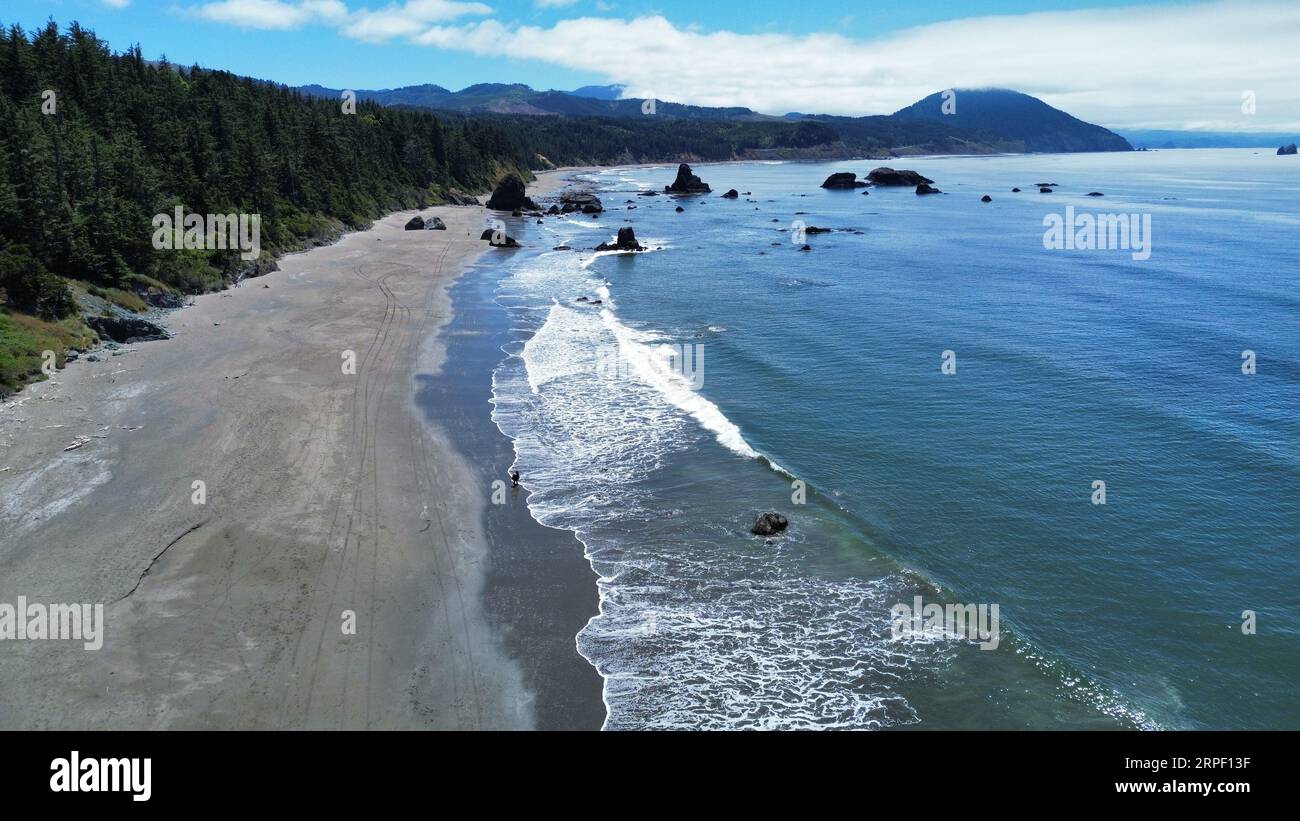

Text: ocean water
xmin=485 ymin=149 xmax=1300 ymax=730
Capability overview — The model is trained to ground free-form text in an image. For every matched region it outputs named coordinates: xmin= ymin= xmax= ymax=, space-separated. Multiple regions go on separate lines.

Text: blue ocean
xmin=485 ymin=149 xmax=1299 ymax=729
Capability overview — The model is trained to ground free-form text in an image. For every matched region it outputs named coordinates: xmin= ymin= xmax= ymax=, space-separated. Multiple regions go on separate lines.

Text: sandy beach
xmin=0 ymin=171 xmax=588 ymax=729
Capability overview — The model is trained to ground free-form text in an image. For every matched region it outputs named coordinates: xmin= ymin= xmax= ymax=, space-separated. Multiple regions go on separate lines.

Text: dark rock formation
xmin=750 ymin=512 xmax=789 ymax=536
xmin=1012 ymin=187 xmax=1022 ymax=192
xmin=87 ymin=315 xmax=169 ymax=344
xmin=665 ymin=163 xmax=711 ymax=194
xmin=485 ymin=173 xmax=539 ymax=211
xmin=559 ymin=191 xmax=604 ymax=214
xmin=1087 ymin=191 xmax=1105 ymax=197
xmin=867 ymin=167 xmax=933 ymax=186
xmin=479 ymin=228 xmax=519 ymax=247
xmin=721 ymin=189 xmax=739 ymax=198
xmin=553 ymin=245 xmax=571 ymax=251
xmin=1039 ymin=186 xmax=1053 ymax=193
xmin=981 ymin=195 xmax=992 ymax=202
xmin=443 ymin=190 xmax=480 ymax=206
xmin=1279 ymin=143 xmax=1298 ymax=155
xmin=799 ymin=244 xmax=812 ymax=251
xmin=821 ymin=172 xmax=867 ymax=189
xmin=916 ymin=183 xmax=942 ymax=195
xmin=595 ymin=227 xmax=644 ymax=252
xmin=804 ymin=226 xmax=832 ymax=234
xmin=425 ymin=216 xmax=447 ymax=230
xmin=675 ymin=205 xmax=684 ymax=212
xmin=404 ymin=216 xmax=425 ymax=230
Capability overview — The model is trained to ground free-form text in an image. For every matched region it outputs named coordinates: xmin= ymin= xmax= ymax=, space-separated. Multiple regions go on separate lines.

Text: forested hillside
xmin=0 ymin=21 xmax=531 ymax=393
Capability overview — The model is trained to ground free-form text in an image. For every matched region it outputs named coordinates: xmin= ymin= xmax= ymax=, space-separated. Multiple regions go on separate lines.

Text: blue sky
xmin=6 ymin=1 xmax=1298 ymax=130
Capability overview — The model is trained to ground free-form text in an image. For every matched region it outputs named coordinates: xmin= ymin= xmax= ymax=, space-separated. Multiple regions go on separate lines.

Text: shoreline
xmin=0 ymin=174 xmax=574 ymax=728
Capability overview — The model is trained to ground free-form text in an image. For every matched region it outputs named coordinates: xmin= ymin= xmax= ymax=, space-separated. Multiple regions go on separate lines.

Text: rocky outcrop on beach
xmin=916 ymin=183 xmax=942 ymax=195
xmin=479 ymin=228 xmax=520 ymax=247
xmin=750 ymin=512 xmax=789 ymax=536
xmin=559 ymin=191 xmax=604 ymax=214
xmin=595 ymin=227 xmax=644 ymax=252
xmin=866 ymin=167 xmax=933 ymax=186
xmin=1278 ymin=143 xmax=1297 ymax=155
xmin=426 ymin=216 xmax=447 ymax=229
xmin=404 ymin=216 xmax=425 ymax=230
xmin=820 ymin=172 xmax=867 ymax=189
xmin=485 ymin=174 xmax=539 ymax=212
xmin=87 ymin=315 xmax=169 ymax=344
xmin=443 ymin=190 xmax=480 ymax=206
xmin=665 ymin=163 xmax=711 ymax=194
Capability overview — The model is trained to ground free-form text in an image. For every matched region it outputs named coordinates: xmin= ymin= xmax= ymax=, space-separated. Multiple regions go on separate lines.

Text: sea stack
xmin=595 ymin=227 xmax=644 ymax=252
xmin=485 ymin=173 xmax=539 ymax=211
xmin=866 ymin=167 xmax=934 ymax=186
xmin=665 ymin=163 xmax=712 ymax=194
xmin=1278 ymin=143 xmax=1297 ymax=155
xmin=821 ymin=172 xmax=867 ymax=189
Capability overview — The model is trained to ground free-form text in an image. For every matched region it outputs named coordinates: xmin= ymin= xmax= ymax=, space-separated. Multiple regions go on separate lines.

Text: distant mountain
xmin=299 ymin=82 xmax=765 ymax=119
xmin=567 ymin=84 xmax=626 ymax=100
xmin=1118 ymin=129 xmax=1300 ymax=149
xmin=297 ymin=82 xmax=1129 ymax=156
xmin=892 ymin=88 xmax=1132 ymax=153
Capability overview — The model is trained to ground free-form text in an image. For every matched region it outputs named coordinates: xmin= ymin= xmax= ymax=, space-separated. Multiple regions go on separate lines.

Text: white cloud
xmin=345 ymin=1 xmax=493 ymax=43
xmin=410 ymin=1 xmax=1300 ymax=131
xmin=188 ymin=0 xmax=1300 ymax=130
xmin=197 ymin=1 xmax=349 ymax=29
xmin=536 ymin=0 xmax=580 ymax=8
xmin=102 ymin=0 xmax=132 ymax=8
xmin=194 ymin=0 xmax=486 ymax=35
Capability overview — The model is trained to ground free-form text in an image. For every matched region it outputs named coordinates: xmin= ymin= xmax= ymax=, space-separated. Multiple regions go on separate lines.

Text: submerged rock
xmin=1087 ymin=191 xmax=1105 ymax=197
xmin=750 ymin=512 xmax=789 ymax=536
xmin=916 ymin=183 xmax=942 ymax=195
xmin=981 ymin=195 xmax=993 ymax=202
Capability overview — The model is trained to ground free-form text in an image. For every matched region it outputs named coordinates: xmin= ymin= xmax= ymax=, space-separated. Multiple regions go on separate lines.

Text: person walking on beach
xmin=510 ymin=471 xmax=521 ymax=488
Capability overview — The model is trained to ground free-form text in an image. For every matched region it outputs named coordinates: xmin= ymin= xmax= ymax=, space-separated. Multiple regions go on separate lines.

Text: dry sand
xmin=0 ymin=171 xmax=576 ymax=729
